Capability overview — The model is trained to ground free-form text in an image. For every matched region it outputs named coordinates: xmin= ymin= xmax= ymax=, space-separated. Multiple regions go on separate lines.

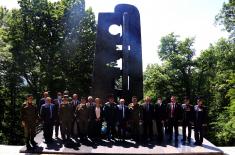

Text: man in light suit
xmin=40 ymin=97 xmax=56 ymax=143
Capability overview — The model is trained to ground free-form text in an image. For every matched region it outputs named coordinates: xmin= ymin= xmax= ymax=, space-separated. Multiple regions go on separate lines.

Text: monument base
xmin=20 ymin=128 xmax=223 ymax=155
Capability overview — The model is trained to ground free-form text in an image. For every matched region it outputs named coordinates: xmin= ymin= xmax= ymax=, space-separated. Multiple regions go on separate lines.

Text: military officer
xmin=76 ymin=97 xmax=89 ymax=141
xmin=128 ymin=96 xmax=143 ymax=143
xmin=59 ymin=95 xmax=73 ymax=143
xmin=21 ymin=94 xmax=38 ymax=150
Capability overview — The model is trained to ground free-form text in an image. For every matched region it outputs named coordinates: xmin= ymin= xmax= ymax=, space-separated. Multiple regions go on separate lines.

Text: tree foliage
xmin=0 ymin=0 xmax=96 ymax=145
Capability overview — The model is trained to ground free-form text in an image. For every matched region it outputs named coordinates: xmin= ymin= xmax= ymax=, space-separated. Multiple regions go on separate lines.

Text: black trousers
xmin=117 ymin=120 xmax=127 ymax=140
xmin=167 ymin=118 xmax=178 ymax=140
xmin=131 ymin=121 xmax=141 ymax=142
xmin=43 ymin=121 xmax=53 ymax=142
xmin=93 ymin=120 xmax=102 ymax=139
xmin=107 ymin=122 xmax=117 ymax=139
xmin=195 ymin=123 xmax=204 ymax=144
xmin=71 ymin=118 xmax=79 ymax=137
xmin=54 ymin=119 xmax=60 ymax=137
xmin=156 ymin=120 xmax=164 ymax=141
xmin=143 ymin=120 xmax=153 ymax=140
xmin=182 ymin=121 xmax=191 ymax=141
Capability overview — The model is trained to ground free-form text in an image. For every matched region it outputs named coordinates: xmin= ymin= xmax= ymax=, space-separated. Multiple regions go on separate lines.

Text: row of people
xmin=21 ymin=92 xmax=207 ymax=150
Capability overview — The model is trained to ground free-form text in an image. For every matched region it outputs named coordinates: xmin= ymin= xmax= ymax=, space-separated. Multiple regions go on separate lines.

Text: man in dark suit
xmin=166 ymin=95 xmax=181 ymax=141
xmin=155 ymin=96 xmax=166 ymax=142
xmin=194 ymin=97 xmax=207 ymax=146
xmin=103 ymin=94 xmax=118 ymax=140
xmin=117 ymin=98 xmax=129 ymax=141
xmin=40 ymin=97 xmax=56 ymax=143
xmin=142 ymin=96 xmax=154 ymax=141
xmin=90 ymin=98 xmax=103 ymax=141
xmin=71 ymin=94 xmax=80 ymax=138
xmin=53 ymin=92 xmax=62 ymax=138
xmin=181 ymin=96 xmax=193 ymax=143
xmin=38 ymin=91 xmax=49 ymax=112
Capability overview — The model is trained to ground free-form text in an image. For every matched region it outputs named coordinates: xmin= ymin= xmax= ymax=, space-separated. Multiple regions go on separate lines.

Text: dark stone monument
xmin=92 ymin=4 xmax=143 ymax=102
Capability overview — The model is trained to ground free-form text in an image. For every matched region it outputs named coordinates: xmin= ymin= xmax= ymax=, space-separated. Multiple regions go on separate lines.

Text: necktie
xmin=171 ymin=103 xmax=174 ymax=117
xmin=123 ymin=105 xmax=125 ymax=118
xmin=50 ymin=105 xmax=52 ymax=118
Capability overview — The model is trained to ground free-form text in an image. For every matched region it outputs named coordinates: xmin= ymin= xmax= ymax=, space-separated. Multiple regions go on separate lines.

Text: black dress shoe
xmin=26 ymin=144 xmax=33 ymax=151
xmin=31 ymin=140 xmax=38 ymax=147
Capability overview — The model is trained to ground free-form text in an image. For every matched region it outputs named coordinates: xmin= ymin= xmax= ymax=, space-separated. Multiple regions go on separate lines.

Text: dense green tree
xmin=158 ymin=33 xmax=195 ymax=98
xmin=0 ymin=0 xmax=96 ymax=145
xmin=215 ymin=0 xmax=235 ymax=40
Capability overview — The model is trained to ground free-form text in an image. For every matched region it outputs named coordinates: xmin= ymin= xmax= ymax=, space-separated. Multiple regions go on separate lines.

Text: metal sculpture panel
xmin=92 ymin=4 xmax=143 ymax=102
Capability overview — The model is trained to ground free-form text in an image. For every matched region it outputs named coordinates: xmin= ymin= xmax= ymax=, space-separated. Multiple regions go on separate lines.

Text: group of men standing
xmin=21 ymin=91 xmax=207 ymax=150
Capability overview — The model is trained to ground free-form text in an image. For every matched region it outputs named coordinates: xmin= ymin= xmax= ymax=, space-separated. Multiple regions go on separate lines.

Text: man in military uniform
xmin=128 ymin=96 xmax=143 ymax=143
xmin=59 ymin=95 xmax=73 ymax=143
xmin=154 ymin=96 xmax=166 ymax=143
xmin=103 ymin=94 xmax=118 ymax=140
xmin=194 ymin=97 xmax=207 ymax=146
xmin=21 ymin=94 xmax=38 ymax=150
xmin=40 ymin=97 xmax=56 ymax=143
xmin=166 ymin=95 xmax=181 ymax=142
xmin=76 ymin=97 xmax=89 ymax=141
xmin=181 ymin=96 xmax=193 ymax=143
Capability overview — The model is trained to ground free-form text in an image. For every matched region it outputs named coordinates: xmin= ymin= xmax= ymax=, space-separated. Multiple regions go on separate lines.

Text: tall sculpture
xmin=92 ymin=4 xmax=143 ymax=102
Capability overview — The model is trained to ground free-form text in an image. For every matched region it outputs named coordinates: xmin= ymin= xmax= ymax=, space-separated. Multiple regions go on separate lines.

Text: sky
xmin=0 ymin=0 xmax=229 ymax=70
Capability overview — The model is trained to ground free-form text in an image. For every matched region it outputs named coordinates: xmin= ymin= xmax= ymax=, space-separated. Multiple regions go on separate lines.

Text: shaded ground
xmin=19 ymin=127 xmax=223 ymax=155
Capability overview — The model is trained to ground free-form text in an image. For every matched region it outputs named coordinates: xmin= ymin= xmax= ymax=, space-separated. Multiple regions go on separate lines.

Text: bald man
xmin=117 ymin=98 xmax=129 ymax=141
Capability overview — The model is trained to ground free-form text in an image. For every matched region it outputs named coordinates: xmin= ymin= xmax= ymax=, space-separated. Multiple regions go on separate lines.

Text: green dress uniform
xmin=76 ymin=103 xmax=89 ymax=140
xmin=21 ymin=102 xmax=38 ymax=149
xmin=59 ymin=102 xmax=73 ymax=141
xmin=128 ymin=103 xmax=143 ymax=142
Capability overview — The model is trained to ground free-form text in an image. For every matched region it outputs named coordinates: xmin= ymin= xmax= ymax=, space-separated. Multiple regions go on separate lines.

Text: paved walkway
xmin=18 ymin=127 xmax=223 ymax=155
